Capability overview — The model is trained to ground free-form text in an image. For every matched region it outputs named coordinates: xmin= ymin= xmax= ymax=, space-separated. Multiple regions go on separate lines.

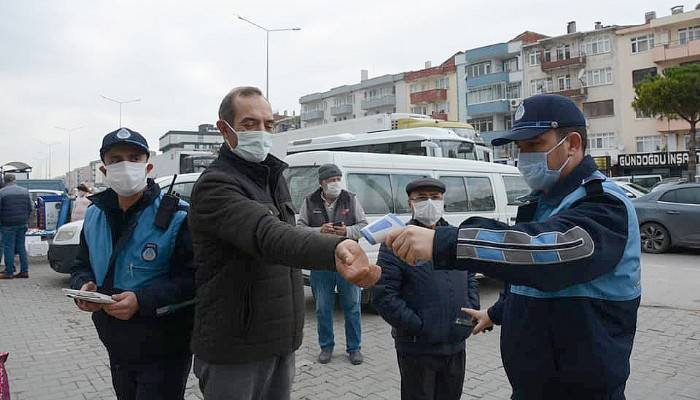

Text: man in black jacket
xmin=189 ymin=86 xmax=380 ymax=400
xmin=372 ymin=178 xmax=479 ymax=400
xmin=70 ymin=128 xmax=195 ymax=400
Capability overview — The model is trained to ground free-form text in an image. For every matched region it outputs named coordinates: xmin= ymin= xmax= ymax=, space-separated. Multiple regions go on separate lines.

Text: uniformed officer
xmin=385 ymin=94 xmax=641 ymax=400
xmin=70 ymin=128 xmax=195 ymax=400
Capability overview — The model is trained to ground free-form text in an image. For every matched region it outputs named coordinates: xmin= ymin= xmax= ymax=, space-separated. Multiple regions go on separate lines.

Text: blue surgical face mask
xmin=223 ymin=121 xmax=273 ymax=163
xmin=517 ymin=136 xmax=572 ymax=192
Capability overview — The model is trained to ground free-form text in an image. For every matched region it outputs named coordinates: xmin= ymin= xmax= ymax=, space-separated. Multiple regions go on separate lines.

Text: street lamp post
xmin=54 ymin=126 xmax=83 ymax=173
xmin=40 ymin=141 xmax=60 ymax=179
xmin=236 ymin=15 xmax=301 ymax=100
xmin=100 ymin=95 xmax=141 ymax=127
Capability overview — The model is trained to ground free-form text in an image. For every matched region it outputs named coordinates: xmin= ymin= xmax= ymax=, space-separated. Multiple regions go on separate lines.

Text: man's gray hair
xmin=218 ymin=86 xmax=265 ymax=124
xmin=3 ymin=173 xmax=16 ymax=184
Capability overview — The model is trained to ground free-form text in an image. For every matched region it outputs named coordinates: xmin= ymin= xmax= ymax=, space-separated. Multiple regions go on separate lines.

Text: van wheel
xmin=640 ymin=223 xmax=670 ymax=254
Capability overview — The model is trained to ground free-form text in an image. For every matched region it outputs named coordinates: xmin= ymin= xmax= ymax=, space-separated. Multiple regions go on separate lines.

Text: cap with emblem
xmin=406 ymin=178 xmax=446 ymax=195
xmin=492 ymin=94 xmax=587 ymax=146
xmin=100 ymin=127 xmax=150 ymax=160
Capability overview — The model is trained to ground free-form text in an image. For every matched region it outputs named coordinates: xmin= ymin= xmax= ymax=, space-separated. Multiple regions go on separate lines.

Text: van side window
xmin=391 ymin=174 xmax=429 ymax=214
xmin=439 ymin=177 xmax=469 ymax=212
xmin=389 ymin=141 xmax=427 ymax=156
xmin=466 ymin=177 xmax=495 ymax=211
xmin=502 ymin=175 xmax=530 ymax=205
xmin=348 ymin=173 xmax=393 ymax=215
xmin=366 ymin=143 xmax=390 ymax=154
xmin=284 ymin=166 xmax=320 ymax=212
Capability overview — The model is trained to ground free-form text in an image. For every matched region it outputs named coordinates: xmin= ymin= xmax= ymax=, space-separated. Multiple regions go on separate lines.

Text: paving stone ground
xmin=1 ymin=260 xmax=698 ymax=399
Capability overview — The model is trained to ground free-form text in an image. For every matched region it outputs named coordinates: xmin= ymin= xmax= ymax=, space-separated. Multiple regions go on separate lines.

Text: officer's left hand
xmin=104 ymin=291 xmax=140 ymax=321
xmin=385 ymin=226 xmax=435 ymax=266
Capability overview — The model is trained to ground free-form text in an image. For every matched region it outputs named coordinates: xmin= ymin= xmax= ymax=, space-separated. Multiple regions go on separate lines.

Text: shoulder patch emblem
xmin=142 ymin=243 xmax=158 ymax=262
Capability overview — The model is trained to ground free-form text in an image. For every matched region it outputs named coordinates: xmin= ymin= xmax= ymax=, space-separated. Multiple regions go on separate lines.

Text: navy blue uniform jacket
xmin=432 ymin=156 xmax=641 ymax=400
xmin=372 ymin=219 xmax=479 ymax=355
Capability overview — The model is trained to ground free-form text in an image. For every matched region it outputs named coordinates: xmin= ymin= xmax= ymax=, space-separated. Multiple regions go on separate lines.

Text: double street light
xmin=54 ymin=126 xmax=83 ymax=173
xmin=236 ymin=15 xmax=301 ymax=100
xmin=39 ymin=141 xmax=60 ymax=179
xmin=100 ymin=95 xmax=141 ymax=127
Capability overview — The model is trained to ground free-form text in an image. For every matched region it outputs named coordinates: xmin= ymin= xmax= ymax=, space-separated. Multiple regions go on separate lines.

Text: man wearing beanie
xmin=297 ymin=163 xmax=368 ymax=365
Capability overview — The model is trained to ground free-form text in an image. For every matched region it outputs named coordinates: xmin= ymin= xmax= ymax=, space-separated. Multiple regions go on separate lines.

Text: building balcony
xmin=466 ymin=71 xmax=510 ymax=88
xmin=652 ymin=40 xmax=700 ymax=63
xmin=467 ymin=100 xmax=510 ymax=117
xmin=431 ymin=112 xmax=448 ymax=121
xmin=361 ymin=95 xmax=396 ymax=110
xmin=301 ymin=110 xmax=324 ymax=122
xmin=656 ymin=117 xmax=692 ymax=133
xmin=410 ymin=89 xmax=447 ymax=104
xmin=464 ymin=43 xmax=509 ymax=63
xmin=541 ymin=55 xmax=586 ymax=72
xmin=554 ymin=87 xmax=588 ymax=99
xmin=330 ymin=104 xmax=353 ymax=116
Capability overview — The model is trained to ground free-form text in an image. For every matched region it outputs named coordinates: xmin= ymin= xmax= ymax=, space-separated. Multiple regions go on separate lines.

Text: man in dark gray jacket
xmin=0 ymin=174 xmax=33 ymax=279
xmin=372 ymin=178 xmax=479 ymax=400
xmin=189 ymin=86 xmax=381 ymax=400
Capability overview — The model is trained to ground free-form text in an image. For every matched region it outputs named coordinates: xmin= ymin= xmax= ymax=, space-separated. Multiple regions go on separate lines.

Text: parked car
xmin=611 ymin=174 xmax=662 ymax=189
xmin=633 ymin=183 xmax=700 ymax=253
xmin=650 ymin=177 xmax=688 ymax=192
xmin=615 ymin=181 xmax=649 ymax=199
xmin=48 ymin=175 xmax=197 ymax=273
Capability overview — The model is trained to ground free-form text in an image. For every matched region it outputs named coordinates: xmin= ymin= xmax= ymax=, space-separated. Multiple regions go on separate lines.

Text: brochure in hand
xmin=62 ymin=288 xmax=116 ymax=304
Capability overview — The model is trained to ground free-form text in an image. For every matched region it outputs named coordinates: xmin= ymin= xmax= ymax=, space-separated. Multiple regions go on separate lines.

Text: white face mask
xmin=412 ymin=199 xmax=444 ymax=226
xmin=223 ymin=120 xmax=272 ymax=163
xmin=104 ymin=161 xmax=148 ymax=197
xmin=323 ymin=181 xmax=342 ymax=198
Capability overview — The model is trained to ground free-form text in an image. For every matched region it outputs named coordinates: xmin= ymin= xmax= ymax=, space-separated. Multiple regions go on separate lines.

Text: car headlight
xmin=55 ymin=228 xmax=78 ymax=242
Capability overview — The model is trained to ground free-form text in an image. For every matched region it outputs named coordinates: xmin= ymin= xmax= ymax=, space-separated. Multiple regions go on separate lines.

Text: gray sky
xmin=0 ymin=0 xmax=690 ymax=178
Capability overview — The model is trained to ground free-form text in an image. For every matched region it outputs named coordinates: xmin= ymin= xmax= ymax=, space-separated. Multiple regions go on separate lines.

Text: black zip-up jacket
xmin=372 ymin=218 xmax=479 ymax=355
xmin=188 ymin=145 xmax=343 ymax=365
xmin=70 ymin=180 xmax=195 ymax=363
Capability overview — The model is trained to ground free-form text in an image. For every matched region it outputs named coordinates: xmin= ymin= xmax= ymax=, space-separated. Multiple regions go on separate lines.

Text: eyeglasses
xmin=409 ymin=195 xmax=443 ymax=202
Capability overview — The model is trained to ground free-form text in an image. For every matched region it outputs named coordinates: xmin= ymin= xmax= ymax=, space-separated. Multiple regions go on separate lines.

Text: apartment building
xmin=299 ymin=71 xmax=407 ymax=128
xmin=615 ymin=5 xmax=700 ymax=178
xmin=523 ymin=21 xmax=623 ymax=173
xmin=158 ymin=124 xmax=222 ymax=153
xmin=458 ymin=32 xmax=547 ymax=159
xmin=403 ymin=54 xmax=461 ymax=121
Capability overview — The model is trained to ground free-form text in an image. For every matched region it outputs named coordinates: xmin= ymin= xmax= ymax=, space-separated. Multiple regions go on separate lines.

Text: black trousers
xmin=397 ymin=350 xmax=466 ymax=400
xmin=109 ymin=353 xmax=192 ymax=400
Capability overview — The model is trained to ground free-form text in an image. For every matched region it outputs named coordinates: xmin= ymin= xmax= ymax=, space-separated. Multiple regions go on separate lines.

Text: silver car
xmin=634 ymin=183 xmax=700 ymax=253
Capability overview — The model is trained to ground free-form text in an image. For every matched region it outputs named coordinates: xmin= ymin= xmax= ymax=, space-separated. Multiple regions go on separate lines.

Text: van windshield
xmin=450 ymin=128 xmax=483 ymax=144
xmin=438 ymin=140 xmax=476 ymax=160
xmin=284 ymin=166 xmax=320 ymax=212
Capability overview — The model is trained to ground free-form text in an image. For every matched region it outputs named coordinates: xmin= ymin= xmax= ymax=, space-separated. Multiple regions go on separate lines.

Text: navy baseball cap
xmin=491 ymin=94 xmax=586 ymax=146
xmin=100 ymin=127 xmax=150 ymax=160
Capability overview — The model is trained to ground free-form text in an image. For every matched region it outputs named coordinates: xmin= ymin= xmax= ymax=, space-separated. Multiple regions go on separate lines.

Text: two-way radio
xmin=154 ymin=174 xmax=180 ymax=230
